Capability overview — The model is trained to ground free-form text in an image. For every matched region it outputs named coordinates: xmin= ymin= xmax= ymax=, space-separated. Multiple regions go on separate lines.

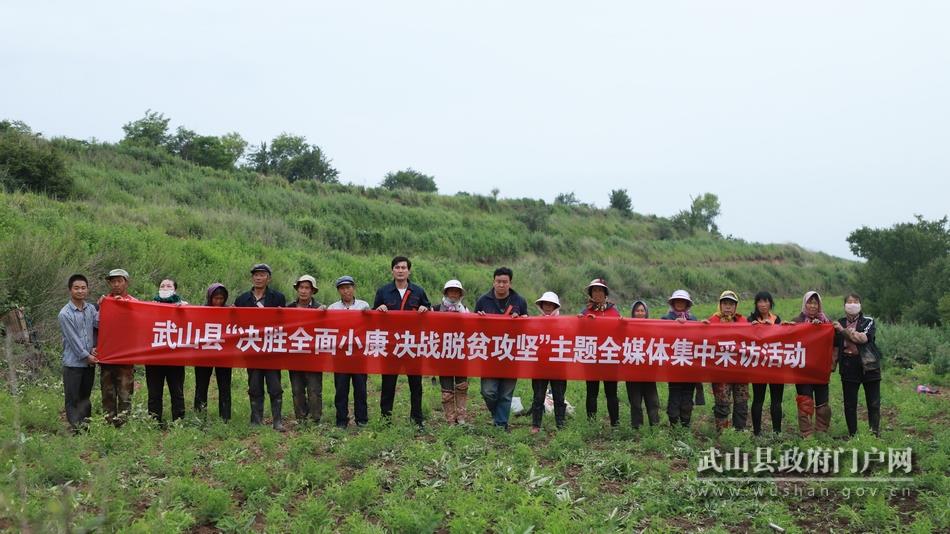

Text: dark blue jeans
xmin=481 ymin=378 xmax=517 ymax=427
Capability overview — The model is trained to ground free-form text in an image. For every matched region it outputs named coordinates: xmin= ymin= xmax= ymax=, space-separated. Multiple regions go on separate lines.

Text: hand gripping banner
xmin=96 ymin=299 xmax=835 ymax=383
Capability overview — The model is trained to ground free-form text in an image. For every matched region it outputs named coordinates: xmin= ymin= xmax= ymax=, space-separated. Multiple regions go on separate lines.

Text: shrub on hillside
xmin=380 ymin=168 xmax=437 ymax=193
xmin=515 ymin=204 xmax=550 ymax=233
xmin=116 ymin=143 xmax=184 ymax=168
xmin=0 ymin=125 xmax=72 ymax=199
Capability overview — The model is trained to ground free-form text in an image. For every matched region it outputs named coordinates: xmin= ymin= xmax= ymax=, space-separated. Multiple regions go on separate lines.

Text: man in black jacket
xmin=234 ymin=263 xmax=287 ymax=431
xmin=373 ymin=256 xmax=431 ymax=429
xmin=475 ymin=266 xmax=528 ymax=430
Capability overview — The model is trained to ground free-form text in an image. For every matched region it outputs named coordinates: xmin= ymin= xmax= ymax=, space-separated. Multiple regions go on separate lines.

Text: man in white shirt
xmin=328 ymin=275 xmax=370 ymax=427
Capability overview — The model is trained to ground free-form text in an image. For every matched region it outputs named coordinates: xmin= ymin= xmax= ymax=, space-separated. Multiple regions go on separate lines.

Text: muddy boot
xmin=250 ymin=397 xmax=264 ymax=426
xmin=441 ymin=390 xmax=457 ymax=424
xmin=796 ymin=395 xmax=815 ymax=438
xmin=815 ymin=403 xmax=831 ymax=434
xmin=455 ymin=388 xmax=469 ymax=425
xmin=715 ymin=417 xmax=731 ymax=432
xmin=713 ymin=402 xmax=731 ymax=432
xmin=732 ymin=385 xmax=749 ymax=431
xmin=271 ymin=398 xmax=286 ymax=432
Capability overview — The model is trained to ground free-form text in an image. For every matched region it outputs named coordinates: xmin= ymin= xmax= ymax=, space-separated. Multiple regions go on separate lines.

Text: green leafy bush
xmin=0 ymin=129 xmax=72 ymax=198
xmin=876 ymin=322 xmax=948 ymax=368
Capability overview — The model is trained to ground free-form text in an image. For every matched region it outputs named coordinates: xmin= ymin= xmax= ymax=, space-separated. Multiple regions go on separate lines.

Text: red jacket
xmin=581 ymin=303 xmax=621 ymax=317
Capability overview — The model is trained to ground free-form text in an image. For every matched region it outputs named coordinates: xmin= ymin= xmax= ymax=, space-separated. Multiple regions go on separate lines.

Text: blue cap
xmin=335 ymin=275 xmax=355 ymax=287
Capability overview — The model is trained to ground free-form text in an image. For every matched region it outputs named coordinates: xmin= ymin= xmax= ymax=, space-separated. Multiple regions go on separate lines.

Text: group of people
xmin=58 ymin=256 xmax=882 ymax=438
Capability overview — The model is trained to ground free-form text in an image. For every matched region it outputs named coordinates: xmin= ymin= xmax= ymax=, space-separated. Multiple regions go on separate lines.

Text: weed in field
xmin=378 ymin=493 xmax=443 ymax=533
xmin=124 ymin=504 xmax=195 ymax=533
xmin=327 ymin=467 xmax=382 ymax=514
xmin=298 ymin=457 xmax=338 ymax=489
xmin=165 ymin=477 xmax=231 ymax=524
xmin=214 ymin=462 xmax=271 ymax=496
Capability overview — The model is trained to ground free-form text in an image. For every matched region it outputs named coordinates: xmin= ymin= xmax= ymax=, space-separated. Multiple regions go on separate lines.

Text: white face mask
xmin=159 ymin=289 xmax=175 ymax=299
xmin=845 ymin=302 xmax=861 ymax=315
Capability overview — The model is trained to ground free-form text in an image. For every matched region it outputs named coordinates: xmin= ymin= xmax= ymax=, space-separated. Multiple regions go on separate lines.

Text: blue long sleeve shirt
xmin=58 ymin=300 xmax=98 ymax=367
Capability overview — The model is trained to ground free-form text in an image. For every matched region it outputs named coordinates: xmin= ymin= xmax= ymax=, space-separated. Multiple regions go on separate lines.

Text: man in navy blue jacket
xmin=475 ymin=266 xmax=528 ymax=430
xmin=234 ymin=263 xmax=287 ymax=431
xmin=373 ymin=256 xmax=431 ymax=428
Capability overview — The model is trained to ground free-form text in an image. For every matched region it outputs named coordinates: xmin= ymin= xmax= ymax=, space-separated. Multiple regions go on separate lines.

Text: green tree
xmin=248 ymin=133 xmax=338 ymax=183
xmin=555 ymin=192 xmax=580 ymax=206
xmin=609 ymin=189 xmax=632 ymax=214
xmin=169 ymin=127 xmax=246 ymax=170
xmin=380 ymin=168 xmax=437 ymax=192
xmin=121 ymin=110 xmax=170 ymax=148
xmin=246 ymin=142 xmax=270 ymax=173
xmin=219 ymin=132 xmax=248 ymax=166
xmin=166 ymin=126 xmax=197 ymax=156
xmin=938 ymin=293 xmax=950 ymax=326
xmin=671 ymin=193 xmax=721 ymax=235
xmin=0 ymin=120 xmax=35 ymax=136
xmin=847 ymin=216 xmax=950 ymax=324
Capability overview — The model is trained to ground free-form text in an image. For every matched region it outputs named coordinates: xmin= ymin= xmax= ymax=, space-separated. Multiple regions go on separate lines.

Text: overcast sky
xmin=3 ymin=1 xmax=948 ymax=259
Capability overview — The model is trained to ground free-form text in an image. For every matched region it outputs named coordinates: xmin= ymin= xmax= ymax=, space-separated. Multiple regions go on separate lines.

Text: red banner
xmin=96 ymin=299 xmax=834 ymax=383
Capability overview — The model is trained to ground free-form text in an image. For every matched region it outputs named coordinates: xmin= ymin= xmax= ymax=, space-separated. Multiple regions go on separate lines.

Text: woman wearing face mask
xmin=154 ymin=279 xmax=188 ymax=305
xmin=747 ymin=291 xmax=784 ymax=435
xmin=790 ymin=290 xmax=833 ymax=437
xmin=625 ymin=300 xmax=661 ymax=428
xmin=194 ymin=283 xmax=232 ymax=421
xmin=434 ymin=280 xmax=470 ymax=425
xmin=705 ymin=290 xmax=749 ymax=432
xmin=578 ymin=279 xmax=622 ymax=427
xmin=833 ymin=293 xmax=881 ymax=436
xmin=146 ymin=278 xmax=187 ymax=426
xmin=531 ymin=292 xmax=568 ymax=433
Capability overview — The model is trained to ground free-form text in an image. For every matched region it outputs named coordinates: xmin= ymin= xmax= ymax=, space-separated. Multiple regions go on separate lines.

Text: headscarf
xmin=440 ymin=296 xmax=468 ymax=313
xmin=205 ymin=283 xmax=229 ymax=306
xmin=631 ymin=300 xmax=649 ymax=318
xmin=585 ymin=299 xmax=615 ymax=313
xmin=713 ymin=290 xmax=739 ymax=322
xmin=797 ymin=290 xmax=830 ymax=323
xmin=668 ymin=303 xmax=692 ymax=320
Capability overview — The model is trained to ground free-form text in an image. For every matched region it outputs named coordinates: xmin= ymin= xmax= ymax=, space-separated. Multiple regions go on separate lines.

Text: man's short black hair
xmin=493 ymin=267 xmax=513 ymax=280
xmin=391 ymin=256 xmax=411 ymax=269
xmin=68 ymin=274 xmax=88 ymax=289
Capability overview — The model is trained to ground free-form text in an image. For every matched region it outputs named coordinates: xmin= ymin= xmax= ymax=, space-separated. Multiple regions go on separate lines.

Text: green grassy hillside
xmin=0 ymin=140 xmax=854 ymax=344
xmin=3 ymin=139 xmax=948 ymax=533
